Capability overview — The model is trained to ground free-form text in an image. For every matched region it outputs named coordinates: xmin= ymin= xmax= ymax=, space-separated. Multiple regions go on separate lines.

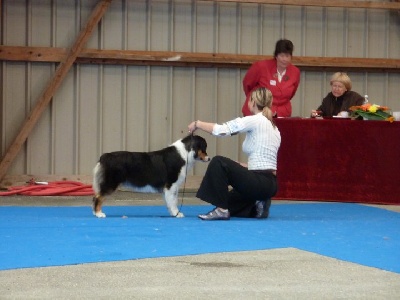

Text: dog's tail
xmin=92 ymin=162 xmax=103 ymax=195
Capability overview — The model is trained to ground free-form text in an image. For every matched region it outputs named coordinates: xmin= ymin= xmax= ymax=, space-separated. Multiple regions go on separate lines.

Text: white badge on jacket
xmin=270 ymin=80 xmax=276 ymax=86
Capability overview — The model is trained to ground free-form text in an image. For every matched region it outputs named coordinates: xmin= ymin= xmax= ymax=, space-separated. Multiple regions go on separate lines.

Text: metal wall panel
xmin=77 ymin=64 xmax=102 ymax=173
xmin=173 ymin=1 xmax=194 ymax=52
xmin=325 ymin=8 xmax=347 ymax=57
xmin=194 ymin=68 xmax=219 ymax=174
xmin=1 ymin=0 xmax=400 ymax=178
xmin=388 ymin=11 xmax=400 ymax=57
xmin=195 ymin=1 xmax=216 ymax=53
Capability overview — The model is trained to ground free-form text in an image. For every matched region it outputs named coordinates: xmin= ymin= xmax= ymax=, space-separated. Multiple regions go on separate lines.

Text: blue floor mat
xmin=0 ymin=203 xmax=399 ymax=273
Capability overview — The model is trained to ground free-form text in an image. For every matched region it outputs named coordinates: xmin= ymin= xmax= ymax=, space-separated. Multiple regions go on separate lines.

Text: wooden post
xmin=0 ymin=0 xmax=112 ymax=180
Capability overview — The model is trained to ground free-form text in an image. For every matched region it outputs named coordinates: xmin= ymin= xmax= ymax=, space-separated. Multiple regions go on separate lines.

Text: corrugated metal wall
xmin=1 ymin=0 xmax=400 ymax=177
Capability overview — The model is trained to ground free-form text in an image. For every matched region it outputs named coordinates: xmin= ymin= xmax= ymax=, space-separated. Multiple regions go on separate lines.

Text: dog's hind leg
xmin=92 ymin=162 xmax=107 ymax=218
xmin=163 ymin=186 xmax=184 ymax=218
xmin=92 ymin=194 xmax=107 ymax=218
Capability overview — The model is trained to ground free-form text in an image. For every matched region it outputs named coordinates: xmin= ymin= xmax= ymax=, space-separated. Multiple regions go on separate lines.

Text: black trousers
xmin=196 ymin=155 xmax=278 ymax=217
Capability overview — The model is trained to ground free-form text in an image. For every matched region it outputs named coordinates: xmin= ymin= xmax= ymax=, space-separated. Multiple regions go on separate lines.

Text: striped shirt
xmin=212 ymin=112 xmax=281 ymax=170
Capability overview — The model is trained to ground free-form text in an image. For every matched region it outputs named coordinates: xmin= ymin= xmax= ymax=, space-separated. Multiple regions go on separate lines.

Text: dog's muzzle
xmin=202 ymin=155 xmax=210 ymax=162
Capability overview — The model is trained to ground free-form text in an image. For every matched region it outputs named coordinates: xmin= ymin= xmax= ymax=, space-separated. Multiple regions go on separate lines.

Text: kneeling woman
xmin=187 ymin=87 xmax=281 ymax=220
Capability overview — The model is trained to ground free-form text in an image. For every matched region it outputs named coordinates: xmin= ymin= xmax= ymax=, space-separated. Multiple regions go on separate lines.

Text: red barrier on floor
xmin=0 ymin=180 xmax=94 ymax=196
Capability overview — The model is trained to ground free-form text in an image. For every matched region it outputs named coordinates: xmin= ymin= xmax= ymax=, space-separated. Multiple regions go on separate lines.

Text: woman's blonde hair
xmin=251 ymin=87 xmax=275 ymax=127
xmin=330 ymin=72 xmax=352 ymax=91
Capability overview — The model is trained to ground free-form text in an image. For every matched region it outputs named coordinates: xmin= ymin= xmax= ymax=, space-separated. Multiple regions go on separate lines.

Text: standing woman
xmin=242 ymin=39 xmax=300 ymax=118
xmin=188 ymin=87 xmax=281 ymax=221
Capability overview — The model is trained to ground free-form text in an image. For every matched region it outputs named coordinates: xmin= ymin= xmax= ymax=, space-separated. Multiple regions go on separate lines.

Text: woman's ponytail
xmin=252 ymin=87 xmax=276 ymax=128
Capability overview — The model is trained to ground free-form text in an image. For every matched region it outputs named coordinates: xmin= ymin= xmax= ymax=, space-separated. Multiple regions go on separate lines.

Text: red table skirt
xmin=273 ymin=118 xmax=400 ymax=205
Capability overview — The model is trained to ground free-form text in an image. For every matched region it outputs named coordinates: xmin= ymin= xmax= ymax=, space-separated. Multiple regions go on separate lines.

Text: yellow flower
xmin=368 ymin=104 xmax=379 ymax=113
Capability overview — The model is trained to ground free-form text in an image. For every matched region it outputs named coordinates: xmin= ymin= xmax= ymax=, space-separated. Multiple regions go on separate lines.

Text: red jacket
xmin=242 ymin=59 xmax=300 ymax=117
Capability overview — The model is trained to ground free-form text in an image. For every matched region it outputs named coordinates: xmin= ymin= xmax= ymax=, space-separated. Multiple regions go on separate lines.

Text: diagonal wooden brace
xmin=0 ymin=0 xmax=112 ymax=181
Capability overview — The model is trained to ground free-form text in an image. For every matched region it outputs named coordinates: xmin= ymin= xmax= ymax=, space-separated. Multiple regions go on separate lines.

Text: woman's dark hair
xmin=274 ymin=39 xmax=294 ymax=57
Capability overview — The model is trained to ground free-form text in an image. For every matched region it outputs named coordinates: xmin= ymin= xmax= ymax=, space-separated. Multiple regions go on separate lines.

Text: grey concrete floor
xmin=0 ymin=191 xmax=399 ymax=299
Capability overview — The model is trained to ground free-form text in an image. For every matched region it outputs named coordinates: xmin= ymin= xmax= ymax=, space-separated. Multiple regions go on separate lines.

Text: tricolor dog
xmin=92 ymin=135 xmax=209 ymax=218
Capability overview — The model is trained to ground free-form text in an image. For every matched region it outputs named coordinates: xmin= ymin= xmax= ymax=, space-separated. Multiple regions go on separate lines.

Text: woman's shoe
xmin=198 ymin=208 xmax=230 ymax=220
xmin=255 ymin=199 xmax=271 ymax=219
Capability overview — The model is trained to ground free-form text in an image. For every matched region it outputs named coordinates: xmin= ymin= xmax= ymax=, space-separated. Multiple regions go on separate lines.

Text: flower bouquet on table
xmin=349 ymin=103 xmax=394 ymax=122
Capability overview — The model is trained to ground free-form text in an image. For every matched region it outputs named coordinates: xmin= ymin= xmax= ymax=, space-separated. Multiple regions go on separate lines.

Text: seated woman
xmin=311 ymin=72 xmax=364 ymax=118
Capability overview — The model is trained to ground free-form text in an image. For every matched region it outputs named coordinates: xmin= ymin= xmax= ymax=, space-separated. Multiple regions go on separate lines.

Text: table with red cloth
xmin=273 ymin=118 xmax=400 ymax=205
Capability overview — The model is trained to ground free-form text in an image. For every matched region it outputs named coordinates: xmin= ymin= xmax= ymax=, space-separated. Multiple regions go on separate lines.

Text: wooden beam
xmin=0 ymin=46 xmax=69 ymax=62
xmin=1 ymin=46 xmax=399 ymax=72
xmin=0 ymin=0 xmax=113 ymax=181
xmin=74 ymin=50 xmax=400 ymax=72
xmin=206 ymin=0 xmax=400 ymax=10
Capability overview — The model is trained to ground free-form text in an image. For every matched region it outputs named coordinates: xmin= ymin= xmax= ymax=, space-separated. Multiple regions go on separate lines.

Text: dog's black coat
xmin=92 ymin=135 xmax=209 ymax=218
xmin=98 ymin=135 xmax=206 ymax=193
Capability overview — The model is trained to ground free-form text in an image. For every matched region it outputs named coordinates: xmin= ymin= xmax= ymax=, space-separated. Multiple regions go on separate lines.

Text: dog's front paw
xmin=93 ymin=211 xmax=106 ymax=218
xmin=175 ymin=212 xmax=184 ymax=218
